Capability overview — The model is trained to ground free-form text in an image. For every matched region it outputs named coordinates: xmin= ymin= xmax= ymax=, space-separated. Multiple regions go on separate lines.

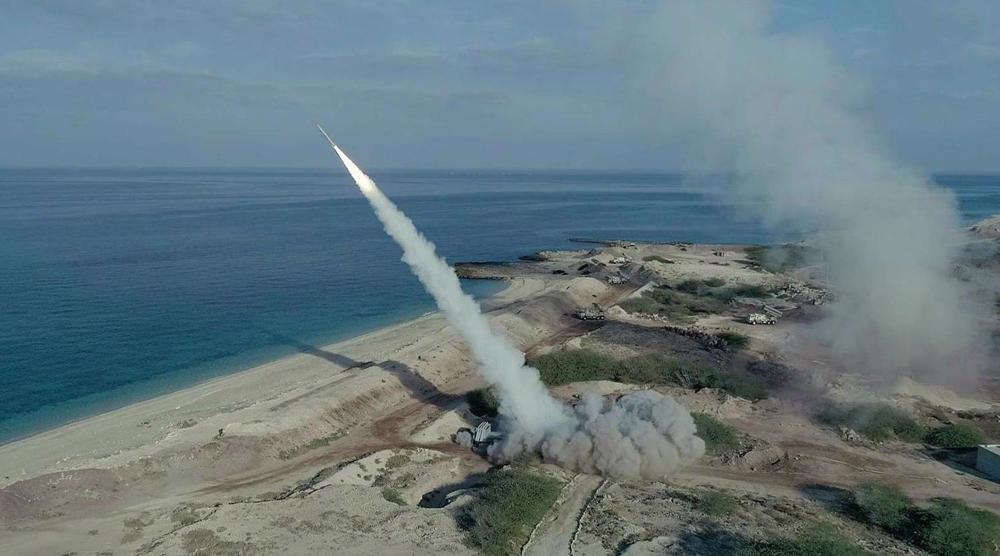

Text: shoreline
xmin=0 ymin=310 xmax=437 ymax=457
xmin=2 ymin=238 xmax=997 ymax=555
xmin=0 ymin=278 xmax=513 ymax=449
xmin=0 ymin=271 xmax=556 ymax=495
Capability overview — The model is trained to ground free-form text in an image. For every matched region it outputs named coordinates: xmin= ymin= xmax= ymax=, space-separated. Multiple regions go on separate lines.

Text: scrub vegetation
xmin=816 ymin=403 xmax=925 ymax=442
xmin=851 ymin=482 xmax=1000 ymax=556
xmin=717 ymin=331 xmax=750 ymax=349
xmin=528 ymin=350 xmax=770 ymax=401
xmin=696 ymin=491 xmax=739 ymax=517
xmin=618 ymin=285 xmax=730 ymax=323
xmin=462 ymin=470 xmax=563 ymax=556
xmin=738 ymin=523 xmax=873 ymax=556
xmin=924 ymin=423 xmax=984 ymax=448
xmin=381 ymin=488 xmax=406 ymax=506
xmin=466 ymin=388 xmax=500 ymax=418
xmin=618 ymin=279 xmax=778 ymax=323
xmin=692 ymin=413 xmax=741 ymax=456
xmin=744 ymin=245 xmax=810 ymax=273
xmin=528 ymin=349 xmax=619 ymax=386
xmin=817 ymin=403 xmax=989 ymax=448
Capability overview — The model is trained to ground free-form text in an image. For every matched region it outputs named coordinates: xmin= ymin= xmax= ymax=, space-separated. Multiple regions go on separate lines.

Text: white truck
xmin=575 ymin=304 xmax=607 ymax=320
xmin=746 ymin=313 xmax=776 ymax=325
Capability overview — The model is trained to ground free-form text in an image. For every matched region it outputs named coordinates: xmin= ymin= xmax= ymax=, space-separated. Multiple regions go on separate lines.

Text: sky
xmin=1 ymin=0 xmax=999 ymax=171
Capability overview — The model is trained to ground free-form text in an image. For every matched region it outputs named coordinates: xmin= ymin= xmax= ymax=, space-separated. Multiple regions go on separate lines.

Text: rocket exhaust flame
xmin=317 ymin=125 xmax=375 ymax=195
xmin=319 ymin=127 xmax=704 ymax=479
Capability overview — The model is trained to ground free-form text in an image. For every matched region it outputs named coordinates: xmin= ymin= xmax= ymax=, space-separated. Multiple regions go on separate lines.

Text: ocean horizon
xmin=2 ymin=168 xmax=998 ymax=444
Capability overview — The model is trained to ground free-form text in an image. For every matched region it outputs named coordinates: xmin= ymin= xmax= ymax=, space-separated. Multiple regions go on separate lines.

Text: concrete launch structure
xmin=977 ymin=444 xmax=1000 ymax=481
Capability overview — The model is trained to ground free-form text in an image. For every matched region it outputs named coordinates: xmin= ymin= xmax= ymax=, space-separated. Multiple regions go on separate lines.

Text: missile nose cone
xmin=316 ymin=125 xmax=376 ymax=195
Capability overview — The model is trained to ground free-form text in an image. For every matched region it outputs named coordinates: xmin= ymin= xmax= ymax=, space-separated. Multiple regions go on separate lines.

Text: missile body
xmin=316 ymin=125 xmax=376 ymax=194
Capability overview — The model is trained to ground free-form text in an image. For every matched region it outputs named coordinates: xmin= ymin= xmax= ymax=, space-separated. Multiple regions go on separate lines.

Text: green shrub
xmin=718 ymin=332 xmax=750 ymax=349
xmin=849 ymin=480 xmax=1000 ymax=556
xmin=645 ymin=286 xmax=676 ymax=304
xmin=615 ymin=355 xmax=767 ymax=400
xmin=696 ymin=491 xmax=738 ymax=516
xmin=739 ymin=523 xmax=873 ymax=556
xmin=719 ymin=374 xmax=770 ymax=402
xmin=528 ymin=349 xmax=618 ymax=386
xmin=642 ymin=255 xmax=673 ymax=264
xmin=618 ymin=286 xmax=728 ymax=322
xmin=650 ymin=357 xmax=716 ymax=388
xmin=730 ymin=284 xmax=771 ymax=298
xmin=745 ymin=245 xmax=809 ymax=274
xmin=924 ymin=423 xmax=984 ymax=448
xmin=526 ymin=350 xmax=768 ymax=400
xmin=466 ymin=388 xmax=499 ymax=418
xmin=677 ymin=279 xmax=703 ymax=293
xmin=686 ymin=296 xmax=730 ymax=314
xmin=613 ymin=354 xmax=682 ymax=384
xmin=648 ymin=286 xmax=728 ymax=314
xmin=914 ymin=498 xmax=1000 ymax=556
xmin=817 ymin=403 xmax=925 ymax=442
xmin=704 ymin=277 xmax=727 ymax=288
xmin=746 ymin=360 xmax=793 ymax=389
xmin=381 ymin=488 xmax=406 ymax=506
xmin=618 ymin=297 xmax=668 ymax=316
xmin=693 ymin=413 xmax=741 ymax=456
xmin=463 ymin=471 xmax=563 ymax=556
xmin=853 ymin=482 xmax=911 ymax=532
xmin=385 ymin=453 xmax=411 ymax=469
xmin=846 ymin=479 xmax=1000 ymax=556
xmin=710 ymin=288 xmax=738 ymax=302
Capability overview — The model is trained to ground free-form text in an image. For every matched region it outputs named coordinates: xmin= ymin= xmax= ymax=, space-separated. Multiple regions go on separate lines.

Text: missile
xmin=316 ymin=125 xmax=375 ymax=194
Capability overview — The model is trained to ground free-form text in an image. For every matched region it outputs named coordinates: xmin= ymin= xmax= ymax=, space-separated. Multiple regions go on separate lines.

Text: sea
xmin=1 ymin=169 xmax=998 ymax=443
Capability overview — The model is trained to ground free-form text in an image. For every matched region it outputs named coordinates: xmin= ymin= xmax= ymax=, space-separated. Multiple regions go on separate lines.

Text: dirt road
xmin=523 ymin=474 xmax=605 ymax=556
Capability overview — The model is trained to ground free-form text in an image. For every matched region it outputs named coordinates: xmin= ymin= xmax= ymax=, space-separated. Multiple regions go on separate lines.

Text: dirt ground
xmin=1 ymin=239 xmax=997 ymax=555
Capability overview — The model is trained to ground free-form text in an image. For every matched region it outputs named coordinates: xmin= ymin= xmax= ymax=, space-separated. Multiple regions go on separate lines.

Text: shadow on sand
xmin=257 ymin=326 xmax=462 ymax=410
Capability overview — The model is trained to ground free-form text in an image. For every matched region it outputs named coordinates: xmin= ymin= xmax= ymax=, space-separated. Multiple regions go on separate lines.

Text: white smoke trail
xmin=632 ymin=1 xmax=989 ymax=381
xmin=318 ymin=127 xmax=567 ymax=434
xmin=319 ymin=127 xmax=704 ymax=478
xmin=495 ymin=391 xmax=706 ymax=480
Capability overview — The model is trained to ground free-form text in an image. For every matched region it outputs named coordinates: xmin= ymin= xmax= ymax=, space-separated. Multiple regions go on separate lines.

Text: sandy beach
xmin=2 ymin=240 xmax=997 ymax=555
xmin=0 ymin=267 xmax=627 ymax=553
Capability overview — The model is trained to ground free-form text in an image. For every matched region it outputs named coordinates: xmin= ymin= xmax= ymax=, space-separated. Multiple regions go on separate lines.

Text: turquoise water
xmin=1 ymin=169 xmax=997 ymax=443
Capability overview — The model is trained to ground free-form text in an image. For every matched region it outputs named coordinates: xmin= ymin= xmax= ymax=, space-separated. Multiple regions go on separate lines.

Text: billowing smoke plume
xmin=319 ymin=128 xmax=704 ymax=478
xmin=634 ymin=0 xmax=988 ymax=380
xmin=494 ymin=391 xmax=705 ymax=479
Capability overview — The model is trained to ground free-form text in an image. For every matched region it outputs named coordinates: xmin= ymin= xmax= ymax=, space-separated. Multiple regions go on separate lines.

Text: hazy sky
xmin=1 ymin=0 xmax=998 ymax=170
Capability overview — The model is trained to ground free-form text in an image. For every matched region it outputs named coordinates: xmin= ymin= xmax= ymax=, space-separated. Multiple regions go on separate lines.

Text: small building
xmin=607 ymin=275 xmax=627 ymax=285
xmin=609 ymin=256 xmax=630 ymax=265
xmin=977 ymin=444 xmax=1000 ymax=481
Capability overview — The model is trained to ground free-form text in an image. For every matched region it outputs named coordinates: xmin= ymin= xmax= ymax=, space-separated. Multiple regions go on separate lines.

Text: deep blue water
xmin=1 ymin=169 xmax=997 ymax=443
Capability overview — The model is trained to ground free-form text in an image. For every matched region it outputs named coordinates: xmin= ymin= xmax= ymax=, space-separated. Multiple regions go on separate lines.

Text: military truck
xmin=575 ymin=304 xmax=607 ymax=320
xmin=746 ymin=312 xmax=776 ymax=325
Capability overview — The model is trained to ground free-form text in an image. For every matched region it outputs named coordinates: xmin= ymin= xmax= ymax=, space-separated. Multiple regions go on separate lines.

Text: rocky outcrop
xmin=969 ymin=214 xmax=1000 ymax=240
